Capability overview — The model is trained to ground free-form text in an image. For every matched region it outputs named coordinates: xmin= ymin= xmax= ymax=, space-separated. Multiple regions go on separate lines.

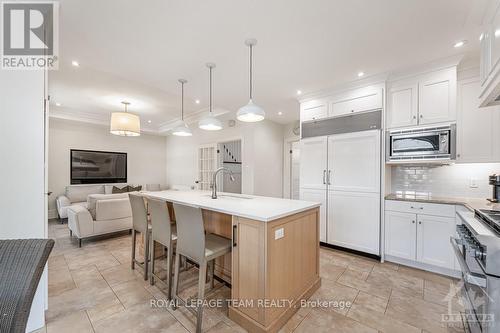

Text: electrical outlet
xmin=469 ymin=178 xmax=478 ymax=188
xmin=275 ymin=228 xmax=284 ymax=240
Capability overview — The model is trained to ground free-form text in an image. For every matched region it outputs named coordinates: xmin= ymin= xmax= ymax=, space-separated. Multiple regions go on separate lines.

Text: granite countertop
xmin=142 ymin=190 xmax=321 ymax=222
xmin=385 ymin=192 xmax=500 ymax=212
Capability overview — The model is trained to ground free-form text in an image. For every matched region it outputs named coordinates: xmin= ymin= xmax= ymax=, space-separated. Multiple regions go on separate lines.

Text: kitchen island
xmin=143 ymin=190 xmax=321 ymax=333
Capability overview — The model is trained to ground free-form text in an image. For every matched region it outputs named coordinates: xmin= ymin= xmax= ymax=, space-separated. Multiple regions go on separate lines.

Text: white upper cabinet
xmin=300 ymin=100 xmax=328 ymax=122
xmin=387 ymin=80 xmax=418 ymax=128
xmin=299 ymin=136 xmax=328 ymax=190
xmin=299 ymin=86 xmax=383 ymax=124
xmin=418 ymin=68 xmax=457 ymax=125
xmin=457 ymin=78 xmax=500 ymax=163
xmin=479 ymin=0 xmax=500 ymax=107
xmin=386 ymin=67 xmax=457 ymax=129
xmin=329 ymin=87 xmax=383 ymax=117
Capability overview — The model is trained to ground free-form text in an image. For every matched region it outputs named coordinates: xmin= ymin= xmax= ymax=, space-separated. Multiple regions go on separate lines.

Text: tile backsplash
xmin=391 ymin=163 xmax=500 ymax=198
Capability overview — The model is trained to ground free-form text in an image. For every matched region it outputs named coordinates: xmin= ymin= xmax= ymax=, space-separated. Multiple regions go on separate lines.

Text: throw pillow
xmin=112 ymin=185 xmax=129 ymax=193
xmin=128 ymin=185 xmax=142 ymax=192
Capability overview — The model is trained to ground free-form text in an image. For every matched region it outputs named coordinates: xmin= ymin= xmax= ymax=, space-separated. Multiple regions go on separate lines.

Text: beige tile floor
xmin=37 ymin=219 xmax=465 ymax=333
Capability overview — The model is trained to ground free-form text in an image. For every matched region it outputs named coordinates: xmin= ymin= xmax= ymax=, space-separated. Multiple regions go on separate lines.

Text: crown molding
xmin=49 ymin=109 xmax=162 ymax=135
xmin=158 ymin=107 xmax=232 ymax=134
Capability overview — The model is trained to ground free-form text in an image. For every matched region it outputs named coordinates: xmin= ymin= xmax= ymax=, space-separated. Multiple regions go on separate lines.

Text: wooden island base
xmin=162 ymin=201 xmax=321 ymax=333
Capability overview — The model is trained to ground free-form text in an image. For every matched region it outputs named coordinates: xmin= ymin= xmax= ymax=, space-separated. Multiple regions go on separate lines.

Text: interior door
xmin=327 ymin=191 xmax=380 ymax=255
xmin=384 ymin=211 xmax=417 ymax=260
xmin=416 ymin=215 xmax=456 ymax=269
xmin=300 ymin=188 xmax=327 ymax=243
xmin=327 ymin=130 xmax=380 ymax=193
xmin=299 ymin=136 xmax=328 ymax=190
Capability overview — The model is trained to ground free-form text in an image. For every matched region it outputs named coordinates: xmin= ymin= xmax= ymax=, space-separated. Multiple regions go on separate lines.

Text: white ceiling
xmin=49 ymin=0 xmax=489 ymax=133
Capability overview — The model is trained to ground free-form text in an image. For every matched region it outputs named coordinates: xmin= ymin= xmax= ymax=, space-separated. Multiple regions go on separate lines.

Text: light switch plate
xmin=275 ymin=228 xmax=284 ymax=240
xmin=469 ymin=178 xmax=478 ymax=188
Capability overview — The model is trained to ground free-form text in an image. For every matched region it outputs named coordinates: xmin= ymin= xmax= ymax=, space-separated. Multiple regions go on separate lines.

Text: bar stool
xmin=171 ymin=203 xmax=231 ymax=333
xmin=147 ymin=197 xmax=177 ymax=299
xmin=129 ymin=193 xmax=151 ymax=280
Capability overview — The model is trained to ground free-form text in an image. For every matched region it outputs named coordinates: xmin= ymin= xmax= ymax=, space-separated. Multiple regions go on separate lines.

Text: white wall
xmin=165 ymin=117 xmax=284 ymax=197
xmin=48 ymin=118 xmax=167 ymax=217
xmin=0 ymin=70 xmax=47 ymax=331
xmin=391 ymin=163 xmax=500 ymax=198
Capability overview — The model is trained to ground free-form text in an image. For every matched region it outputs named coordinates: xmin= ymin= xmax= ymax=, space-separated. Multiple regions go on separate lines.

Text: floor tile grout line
xmin=84 ymin=310 xmax=97 ymax=333
xmin=384 ymin=288 xmax=393 ymax=315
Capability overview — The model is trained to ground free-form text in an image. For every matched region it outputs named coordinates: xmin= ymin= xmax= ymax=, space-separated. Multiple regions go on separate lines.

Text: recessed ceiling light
xmin=55 ymin=102 xmax=61 ymax=107
xmin=147 ymin=120 xmax=152 ymax=124
xmin=454 ymin=40 xmax=466 ymax=48
xmin=296 ymin=90 xmax=302 ymax=95
xmin=195 ymin=99 xmax=200 ymax=104
xmin=278 ymin=111 xmax=283 ymax=116
xmin=358 ymin=71 xmax=364 ymax=77
xmin=71 ymin=60 xmax=80 ymax=67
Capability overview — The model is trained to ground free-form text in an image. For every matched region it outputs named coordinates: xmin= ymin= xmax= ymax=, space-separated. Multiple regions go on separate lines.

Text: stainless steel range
xmin=454 ymin=209 xmax=500 ymax=333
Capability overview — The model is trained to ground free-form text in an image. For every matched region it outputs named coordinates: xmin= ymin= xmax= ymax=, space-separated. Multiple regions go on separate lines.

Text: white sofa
xmin=67 ymin=192 xmax=133 ymax=247
xmin=56 ymin=184 xmax=131 ymax=219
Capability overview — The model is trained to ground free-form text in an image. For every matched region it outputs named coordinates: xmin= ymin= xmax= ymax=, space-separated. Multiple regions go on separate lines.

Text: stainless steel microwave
xmin=386 ymin=124 xmax=456 ymax=163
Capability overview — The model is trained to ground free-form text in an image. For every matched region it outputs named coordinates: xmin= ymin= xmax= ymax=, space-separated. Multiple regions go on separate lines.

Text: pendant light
xmin=172 ymin=79 xmax=193 ymax=137
xmin=237 ymin=38 xmax=265 ymax=122
xmin=199 ymin=63 xmax=223 ymax=131
xmin=110 ymin=101 xmax=141 ymax=136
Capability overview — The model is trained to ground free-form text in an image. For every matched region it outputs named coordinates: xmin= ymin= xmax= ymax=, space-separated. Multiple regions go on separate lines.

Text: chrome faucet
xmin=211 ymin=167 xmax=235 ymax=199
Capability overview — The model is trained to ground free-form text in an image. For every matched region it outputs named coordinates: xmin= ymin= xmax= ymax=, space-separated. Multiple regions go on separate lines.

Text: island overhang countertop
xmin=142 ymin=190 xmax=321 ymax=222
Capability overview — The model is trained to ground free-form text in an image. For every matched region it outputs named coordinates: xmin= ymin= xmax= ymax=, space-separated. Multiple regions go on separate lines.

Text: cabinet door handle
xmin=420 ymin=114 xmax=423 ymax=118
xmin=328 ymin=170 xmax=332 ymax=185
xmin=232 ymin=224 xmax=237 ymax=247
xmin=412 ymin=220 xmax=415 ymax=224
xmin=418 ymin=221 xmax=422 ymax=225
xmin=412 ymin=115 xmax=416 ymax=119
xmin=323 ymin=170 xmax=326 ymax=184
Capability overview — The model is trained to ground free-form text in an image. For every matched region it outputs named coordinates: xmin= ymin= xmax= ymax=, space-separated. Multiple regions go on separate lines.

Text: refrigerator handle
xmin=327 ymin=170 xmax=332 ymax=185
xmin=323 ymin=170 xmax=326 ymax=184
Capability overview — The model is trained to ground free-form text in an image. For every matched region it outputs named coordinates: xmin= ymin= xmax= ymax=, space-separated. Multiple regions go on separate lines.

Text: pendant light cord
xmin=249 ymin=44 xmax=253 ymax=100
xmin=209 ymin=65 xmax=213 ymax=115
xmin=181 ymin=81 xmax=184 ymax=121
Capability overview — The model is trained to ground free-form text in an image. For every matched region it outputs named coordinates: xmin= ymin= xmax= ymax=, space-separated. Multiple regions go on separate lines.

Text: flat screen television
xmin=70 ymin=149 xmax=127 ymax=184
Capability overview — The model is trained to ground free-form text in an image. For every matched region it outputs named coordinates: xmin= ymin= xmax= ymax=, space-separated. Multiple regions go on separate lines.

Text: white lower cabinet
xmin=384 ymin=211 xmax=416 ymax=260
xmin=384 ymin=200 xmax=456 ymax=271
xmin=300 ymin=188 xmax=327 ymax=243
xmin=416 ymin=215 xmax=456 ymax=269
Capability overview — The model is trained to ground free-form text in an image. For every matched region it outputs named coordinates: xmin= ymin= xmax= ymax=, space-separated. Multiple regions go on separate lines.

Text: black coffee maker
xmin=488 ymin=174 xmax=500 ymax=202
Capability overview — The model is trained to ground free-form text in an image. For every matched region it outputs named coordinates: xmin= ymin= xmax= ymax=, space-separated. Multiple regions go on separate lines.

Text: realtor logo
xmin=1 ymin=1 xmax=59 ymax=69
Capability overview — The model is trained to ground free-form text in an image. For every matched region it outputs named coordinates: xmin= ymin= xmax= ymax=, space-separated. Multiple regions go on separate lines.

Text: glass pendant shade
xmin=237 ymin=99 xmax=265 ymax=122
xmin=110 ymin=102 xmax=141 ymax=136
xmin=172 ymin=122 xmax=192 ymax=136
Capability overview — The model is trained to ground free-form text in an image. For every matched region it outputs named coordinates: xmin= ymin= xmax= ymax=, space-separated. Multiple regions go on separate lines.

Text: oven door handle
xmin=450 ymin=237 xmax=487 ymax=288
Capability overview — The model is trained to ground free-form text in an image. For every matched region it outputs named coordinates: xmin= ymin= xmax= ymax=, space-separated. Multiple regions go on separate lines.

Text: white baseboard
xmin=385 ymin=255 xmax=461 ymax=278
xmin=48 ymin=209 xmax=58 ymax=220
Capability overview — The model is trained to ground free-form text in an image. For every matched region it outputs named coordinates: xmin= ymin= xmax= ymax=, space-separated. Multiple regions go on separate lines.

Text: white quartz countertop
xmin=141 ymin=190 xmax=321 ymax=222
